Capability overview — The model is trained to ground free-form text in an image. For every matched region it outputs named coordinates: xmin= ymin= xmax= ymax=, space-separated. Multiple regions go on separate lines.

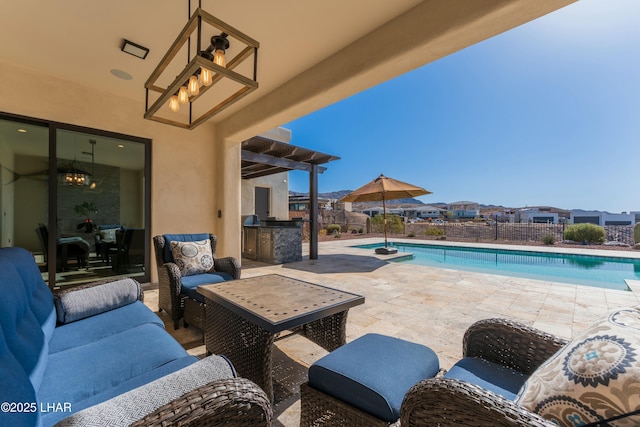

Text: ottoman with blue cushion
xmin=300 ymin=333 xmax=440 ymax=426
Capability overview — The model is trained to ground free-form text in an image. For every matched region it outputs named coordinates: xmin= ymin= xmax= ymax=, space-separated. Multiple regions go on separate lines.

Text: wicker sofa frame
xmin=130 ymin=377 xmax=272 ymax=426
xmin=153 ymin=234 xmax=241 ymax=330
xmin=301 ymin=318 xmax=568 ymax=427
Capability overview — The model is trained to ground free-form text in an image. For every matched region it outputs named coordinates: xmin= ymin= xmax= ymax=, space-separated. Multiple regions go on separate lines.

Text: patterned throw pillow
xmin=100 ymin=228 xmax=117 ymax=243
xmin=515 ymin=307 xmax=640 ymax=426
xmin=170 ymin=240 xmax=214 ymax=276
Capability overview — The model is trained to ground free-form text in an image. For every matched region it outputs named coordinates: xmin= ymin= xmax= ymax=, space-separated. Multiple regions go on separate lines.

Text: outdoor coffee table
xmin=198 ymin=274 xmax=365 ymax=401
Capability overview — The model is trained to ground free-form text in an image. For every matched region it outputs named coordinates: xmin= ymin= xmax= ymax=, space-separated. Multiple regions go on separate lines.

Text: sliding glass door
xmin=0 ymin=113 xmax=150 ymax=288
xmin=0 ymin=118 xmax=50 ymax=282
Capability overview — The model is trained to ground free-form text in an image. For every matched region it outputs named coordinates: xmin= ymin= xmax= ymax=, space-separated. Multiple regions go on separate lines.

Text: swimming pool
xmin=353 ymin=242 xmax=640 ymax=291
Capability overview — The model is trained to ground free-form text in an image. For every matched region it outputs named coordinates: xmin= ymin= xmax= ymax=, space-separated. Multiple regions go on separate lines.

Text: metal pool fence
xmin=404 ymin=222 xmax=635 ymax=246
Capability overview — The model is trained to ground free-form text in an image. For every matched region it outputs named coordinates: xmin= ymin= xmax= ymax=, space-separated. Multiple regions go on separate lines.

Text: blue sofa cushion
xmin=54 ymin=278 xmax=141 ymax=324
xmin=49 ymin=301 xmax=164 ymax=354
xmin=162 ymin=233 xmax=209 ymax=263
xmin=39 ymin=323 xmax=189 ymax=406
xmin=444 ymin=357 xmax=529 ymax=401
xmin=309 ymin=333 xmax=440 ymax=422
xmin=0 ymin=253 xmax=50 ymax=393
xmin=182 ymin=272 xmax=233 ymax=302
xmin=42 ymin=356 xmax=198 ymax=426
xmin=53 ymin=355 xmax=236 ymax=427
xmin=0 ymin=327 xmax=41 ymax=427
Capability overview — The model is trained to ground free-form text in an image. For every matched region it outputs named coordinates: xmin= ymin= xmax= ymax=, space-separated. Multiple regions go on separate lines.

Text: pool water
xmin=353 ymin=242 xmax=640 ymax=291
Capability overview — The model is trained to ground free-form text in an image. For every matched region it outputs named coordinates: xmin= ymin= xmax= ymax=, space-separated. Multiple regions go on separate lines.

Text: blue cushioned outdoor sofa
xmin=0 ymin=247 xmax=270 ymax=427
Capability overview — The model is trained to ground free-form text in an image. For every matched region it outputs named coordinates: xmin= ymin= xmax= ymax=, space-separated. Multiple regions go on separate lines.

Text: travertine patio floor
xmin=143 ymin=238 xmax=640 ymax=427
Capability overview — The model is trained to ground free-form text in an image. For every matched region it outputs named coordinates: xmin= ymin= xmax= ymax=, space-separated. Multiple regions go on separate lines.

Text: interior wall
xmin=120 ymin=168 xmax=143 ymax=228
xmin=0 ymin=60 xmax=226 ymax=283
xmin=14 ymin=155 xmax=47 ymax=252
xmin=0 ymin=139 xmax=15 ymax=247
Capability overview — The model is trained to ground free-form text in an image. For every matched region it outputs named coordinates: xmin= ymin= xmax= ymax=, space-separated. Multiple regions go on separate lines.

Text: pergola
xmin=241 ymin=136 xmax=339 ymax=259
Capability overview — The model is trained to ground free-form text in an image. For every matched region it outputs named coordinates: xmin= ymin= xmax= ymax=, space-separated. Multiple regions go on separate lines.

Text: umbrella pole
xmin=383 ymin=193 xmax=388 ymax=247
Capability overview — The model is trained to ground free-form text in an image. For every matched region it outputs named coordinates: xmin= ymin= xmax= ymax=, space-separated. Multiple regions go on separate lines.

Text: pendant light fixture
xmin=144 ymin=1 xmax=259 ymax=130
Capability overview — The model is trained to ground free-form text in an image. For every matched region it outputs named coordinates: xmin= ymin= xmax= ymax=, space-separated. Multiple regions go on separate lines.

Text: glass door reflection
xmin=55 ymin=129 xmax=147 ymax=286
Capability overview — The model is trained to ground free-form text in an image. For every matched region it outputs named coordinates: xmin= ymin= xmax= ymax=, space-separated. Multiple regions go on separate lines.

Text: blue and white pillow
xmin=515 ymin=307 xmax=640 ymax=426
xmin=170 ymin=240 xmax=214 ymax=276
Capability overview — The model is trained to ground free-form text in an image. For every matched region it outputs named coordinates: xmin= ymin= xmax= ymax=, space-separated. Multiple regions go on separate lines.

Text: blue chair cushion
xmin=444 ymin=357 xmax=529 ymax=401
xmin=308 ymin=333 xmax=440 ymax=422
xmin=181 ymin=272 xmax=233 ymax=302
xmin=163 ymin=233 xmax=209 ymax=263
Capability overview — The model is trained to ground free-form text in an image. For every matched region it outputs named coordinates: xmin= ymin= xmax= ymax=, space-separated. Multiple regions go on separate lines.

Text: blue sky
xmin=285 ymin=0 xmax=639 ymax=213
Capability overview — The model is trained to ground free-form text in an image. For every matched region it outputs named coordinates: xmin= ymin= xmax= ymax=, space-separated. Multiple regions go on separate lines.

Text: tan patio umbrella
xmin=339 ymin=174 xmax=432 ymax=254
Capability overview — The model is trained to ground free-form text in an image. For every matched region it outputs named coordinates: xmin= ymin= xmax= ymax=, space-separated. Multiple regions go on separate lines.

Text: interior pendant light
xmin=200 ymin=68 xmax=213 ymax=86
xmin=187 ymin=75 xmax=200 ymax=96
xmin=169 ymin=95 xmax=180 ymax=112
xmin=178 ymin=86 xmax=189 ymax=104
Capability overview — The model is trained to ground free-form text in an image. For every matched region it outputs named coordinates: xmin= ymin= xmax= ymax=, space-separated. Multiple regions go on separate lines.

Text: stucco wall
xmin=241 ymin=172 xmax=289 ymax=220
xmin=0 ymin=60 xmax=240 ymax=283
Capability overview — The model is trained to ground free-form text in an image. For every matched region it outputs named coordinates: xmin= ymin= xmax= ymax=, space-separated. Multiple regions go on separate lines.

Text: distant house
xmin=411 ymin=205 xmax=444 ymax=219
xmin=570 ymin=210 xmax=635 ymax=226
xmin=448 ymin=201 xmax=480 ymax=219
xmin=516 ymin=208 xmax=558 ymax=224
xmin=361 ymin=206 xmax=404 ymax=217
xmin=494 ymin=210 xmax=516 ymax=223
xmin=362 ymin=206 xmax=384 ymax=217
xmin=288 ymin=194 xmax=332 ymax=211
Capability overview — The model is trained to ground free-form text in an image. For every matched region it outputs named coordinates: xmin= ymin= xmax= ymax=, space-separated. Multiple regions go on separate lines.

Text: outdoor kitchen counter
xmin=243 ymin=220 xmax=302 ymax=264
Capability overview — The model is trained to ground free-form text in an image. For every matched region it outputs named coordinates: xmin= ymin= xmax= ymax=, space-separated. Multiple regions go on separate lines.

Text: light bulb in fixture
xmin=200 ymin=68 xmax=213 ymax=86
xmin=187 ymin=75 xmax=200 ymax=96
xmin=169 ymin=95 xmax=180 ymax=112
xmin=210 ymin=34 xmax=229 ymax=68
xmin=213 ymin=49 xmax=226 ymax=67
xmin=178 ymin=86 xmax=189 ymax=104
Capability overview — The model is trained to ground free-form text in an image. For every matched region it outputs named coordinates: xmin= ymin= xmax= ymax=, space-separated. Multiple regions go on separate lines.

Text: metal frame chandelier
xmin=144 ymin=1 xmax=259 ymax=130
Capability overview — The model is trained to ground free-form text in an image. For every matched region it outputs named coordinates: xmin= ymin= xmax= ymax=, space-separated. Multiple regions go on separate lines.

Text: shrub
xmin=333 ymin=230 xmax=341 ymax=238
xmin=370 ymin=215 xmax=403 ymax=234
xmin=564 ymin=223 xmax=606 ymax=244
xmin=542 ymin=234 xmax=556 ymax=245
xmin=407 ymin=232 xmax=416 ymax=238
xmin=319 ymin=229 xmax=327 ymax=236
xmin=635 ymin=223 xmax=640 ymax=244
xmin=423 ymin=227 xmax=445 ymax=237
xmin=358 ymin=228 xmax=364 ymax=234
xmin=326 ymin=224 xmax=341 ymax=234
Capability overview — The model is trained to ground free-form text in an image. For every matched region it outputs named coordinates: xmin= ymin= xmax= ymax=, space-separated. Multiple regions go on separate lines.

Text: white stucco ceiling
xmin=0 ymin=0 xmax=576 ymax=136
xmin=0 ymin=1 xmax=421 ymax=118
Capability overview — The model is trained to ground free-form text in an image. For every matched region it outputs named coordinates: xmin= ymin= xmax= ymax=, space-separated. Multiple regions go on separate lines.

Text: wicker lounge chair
xmin=153 ymin=233 xmax=241 ymax=329
xmin=399 ymin=318 xmax=567 ymax=426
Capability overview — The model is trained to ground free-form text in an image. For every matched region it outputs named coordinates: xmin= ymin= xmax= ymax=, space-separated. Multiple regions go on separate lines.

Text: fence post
xmin=495 ymin=221 xmax=498 ymax=240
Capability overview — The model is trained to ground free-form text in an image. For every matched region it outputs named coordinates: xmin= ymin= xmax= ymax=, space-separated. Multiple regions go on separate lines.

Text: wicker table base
xmin=200 ymin=274 xmax=364 ymax=402
xmin=205 ymin=301 xmax=349 ymax=401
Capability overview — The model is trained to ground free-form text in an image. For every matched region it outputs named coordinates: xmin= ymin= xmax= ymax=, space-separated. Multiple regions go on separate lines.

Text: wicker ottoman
xmin=300 ymin=333 xmax=439 ymax=426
